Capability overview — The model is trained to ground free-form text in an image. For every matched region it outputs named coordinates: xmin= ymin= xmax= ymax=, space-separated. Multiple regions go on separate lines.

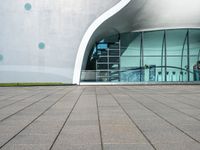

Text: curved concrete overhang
xmin=73 ymin=0 xmax=200 ymax=84
xmin=73 ymin=0 xmax=131 ymax=84
xmin=106 ymin=0 xmax=200 ymax=31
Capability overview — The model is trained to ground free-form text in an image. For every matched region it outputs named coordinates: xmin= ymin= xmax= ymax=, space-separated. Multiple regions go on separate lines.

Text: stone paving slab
xmin=0 ymin=85 xmax=200 ymax=150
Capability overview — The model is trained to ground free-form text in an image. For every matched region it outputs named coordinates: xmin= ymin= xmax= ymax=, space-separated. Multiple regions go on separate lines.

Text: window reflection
xmin=82 ymin=29 xmax=200 ymax=83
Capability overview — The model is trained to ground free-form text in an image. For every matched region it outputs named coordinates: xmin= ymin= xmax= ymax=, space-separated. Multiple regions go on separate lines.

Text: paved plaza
xmin=0 ymin=85 xmax=200 ymax=150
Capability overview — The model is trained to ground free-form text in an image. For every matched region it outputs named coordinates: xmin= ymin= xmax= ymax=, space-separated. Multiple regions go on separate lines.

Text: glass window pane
xmin=190 ymin=29 xmax=200 ymax=81
xmin=121 ymin=57 xmax=140 ymax=68
xmin=167 ymin=29 xmax=187 ymax=81
xmin=143 ymin=31 xmax=164 ymax=82
xmin=121 ymin=32 xmax=140 ymax=70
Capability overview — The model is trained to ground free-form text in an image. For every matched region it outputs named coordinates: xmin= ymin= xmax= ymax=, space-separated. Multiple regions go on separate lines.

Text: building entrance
xmin=81 ymin=29 xmax=200 ymax=83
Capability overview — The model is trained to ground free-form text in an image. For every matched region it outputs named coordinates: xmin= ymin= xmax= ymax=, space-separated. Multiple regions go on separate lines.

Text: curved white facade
xmin=0 ymin=0 xmax=120 ymax=83
xmin=73 ymin=0 xmax=131 ymax=84
xmin=0 ymin=0 xmax=200 ymax=84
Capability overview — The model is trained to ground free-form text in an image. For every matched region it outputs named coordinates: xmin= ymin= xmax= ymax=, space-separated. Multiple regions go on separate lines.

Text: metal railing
xmin=81 ymin=66 xmax=200 ymax=82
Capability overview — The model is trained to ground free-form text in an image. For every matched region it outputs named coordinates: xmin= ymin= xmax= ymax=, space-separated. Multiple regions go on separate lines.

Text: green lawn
xmin=0 ymin=82 xmax=69 ymax=87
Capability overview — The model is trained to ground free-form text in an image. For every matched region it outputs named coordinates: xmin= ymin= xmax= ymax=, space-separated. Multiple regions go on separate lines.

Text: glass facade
xmin=81 ymin=29 xmax=200 ymax=83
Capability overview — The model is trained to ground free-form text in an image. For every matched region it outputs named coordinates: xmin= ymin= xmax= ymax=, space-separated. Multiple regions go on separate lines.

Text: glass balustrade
xmin=82 ymin=29 xmax=200 ymax=83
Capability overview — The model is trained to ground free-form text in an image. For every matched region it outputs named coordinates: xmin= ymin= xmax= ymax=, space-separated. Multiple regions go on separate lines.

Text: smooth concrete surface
xmin=0 ymin=85 xmax=200 ymax=150
xmin=0 ymin=0 xmax=120 ymax=83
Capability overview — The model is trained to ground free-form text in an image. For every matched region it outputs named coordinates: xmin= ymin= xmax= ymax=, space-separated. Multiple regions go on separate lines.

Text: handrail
xmin=81 ymin=65 xmax=196 ymax=75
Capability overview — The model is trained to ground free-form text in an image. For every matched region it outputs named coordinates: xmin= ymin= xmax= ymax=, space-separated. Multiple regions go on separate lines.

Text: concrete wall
xmin=0 ymin=0 xmax=120 ymax=83
xmin=94 ymin=0 xmax=200 ymax=35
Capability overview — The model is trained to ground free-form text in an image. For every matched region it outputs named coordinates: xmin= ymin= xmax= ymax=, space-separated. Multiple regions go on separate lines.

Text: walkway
xmin=0 ymin=85 xmax=200 ymax=150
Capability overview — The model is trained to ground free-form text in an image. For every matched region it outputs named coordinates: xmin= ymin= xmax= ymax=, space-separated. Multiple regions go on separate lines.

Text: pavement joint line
xmin=49 ymin=87 xmax=85 ymax=150
xmin=0 ymin=86 xmax=64 ymax=105
xmin=0 ymin=92 xmax=29 ymax=102
xmin=121 ymin=86 xmax=200 ymax=94
xmin=119 ymin=87 xmax=200 ymax=144
xmin=144 ymin=94 xmax=200 ymax=123
xmin=177 ymin=95 xmax=200 ymax=108
xmin=160 ymin=93 xmax=200 ymax=111
xmin=0 ymin=88 xmax=41 ymax=101
xmin=0 ymin=86 xmax=50 ymax=102
xmin=177 ymin=96 xmax=200 ymax=109
xmin=124 ymin=86 xmax=200 ymax=116
xmin=0 ymin=87 xmax=70 ymax=123
xmin=124 ymin=86 xmax=200 ymax=115
xmin=181 ymin=93 xmax=200 ymax=99
xmin=0 ymin=86 xmax=76 ymax=149
xmin=95 ymin=87 xmax=104 ymax=150
xmin=0 ymin=91 xmax=46 ymax=110
xmin=106 ymin=87 xmax=157 ymax=150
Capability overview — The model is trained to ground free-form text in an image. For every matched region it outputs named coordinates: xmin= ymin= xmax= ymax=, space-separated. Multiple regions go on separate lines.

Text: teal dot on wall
xmin=0 ymin=55 xmax=3 ymax=61
xmin=24 ymin=3 xmax=32 ymax=11
xmin=38 ymin=42 xmax=45 ymax=49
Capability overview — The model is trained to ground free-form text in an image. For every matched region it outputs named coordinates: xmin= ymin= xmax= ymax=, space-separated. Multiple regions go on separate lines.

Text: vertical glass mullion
xmin=161 ymin=31 xmax=165 ymax=81
xmin=164 ymin=30 xmax=167 ymax=82
xmin=107 ymin=45 xmax=110 ymax=81
xmin=180 ymin=32 xmax=187 ymax=82
xmin=96 ymin=43 xmax=98 ymax=81
xmin=187 ymin=29 xmax=190 ymax=81
xmin=140 ymin=32 xmax=144 ymax=82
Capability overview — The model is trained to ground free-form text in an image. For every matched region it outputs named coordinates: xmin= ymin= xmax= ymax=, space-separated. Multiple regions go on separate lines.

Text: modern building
xmin=0 ymin=0 xmax=200 ymax=84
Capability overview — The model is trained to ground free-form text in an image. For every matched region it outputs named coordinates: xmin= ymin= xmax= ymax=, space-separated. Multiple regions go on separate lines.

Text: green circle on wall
xmin=38 ymin=42 xmax=46 ymax=49
xmin=24 ymin=3 xmax=32 ymax=11
xmin=0 ymin=55 xmax=3 ymax=61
